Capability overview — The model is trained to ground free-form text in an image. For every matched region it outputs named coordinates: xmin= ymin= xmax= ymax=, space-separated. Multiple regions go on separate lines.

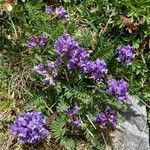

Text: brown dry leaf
xmin=3 ymin=3 xmax=13 ymax=12
xmin=3 ymin=0 xmax=13 ymax=12
xmin=121 ymin=17 xmax=139 ymax=32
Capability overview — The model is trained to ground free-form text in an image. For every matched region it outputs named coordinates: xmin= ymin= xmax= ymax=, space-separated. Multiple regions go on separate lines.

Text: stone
xmin=110 ymin=95 xmax=149 ymax=150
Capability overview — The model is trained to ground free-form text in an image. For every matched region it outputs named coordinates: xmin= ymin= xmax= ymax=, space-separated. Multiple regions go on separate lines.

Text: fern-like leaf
xmin=57 ymin=101 xmax=68 ymax=113
xmin=60 ymin=137 xmax=75 ymax=150
xmin=50 ymin=116 xmax=66 ymax=140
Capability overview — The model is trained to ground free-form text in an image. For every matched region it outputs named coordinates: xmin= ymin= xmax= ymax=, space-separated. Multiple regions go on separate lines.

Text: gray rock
xmin=110 ymin=95 xmax=149 ymax=150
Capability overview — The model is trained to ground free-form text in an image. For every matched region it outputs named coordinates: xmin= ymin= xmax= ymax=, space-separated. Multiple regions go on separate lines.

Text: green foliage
xmin=23 ymin=92 xmax=48 ymax=111
xmin=60 ymin=137 xmax=75 ymax=150
xmin=50 ymin=117 xmax=66 ymax=140
xmin=123 ymin=0 xmax=150 ymax=25
xmin=57 ymin=100 xmax=68 ymax=113
xmin=0 ymin=92 xmax=12 ymax=110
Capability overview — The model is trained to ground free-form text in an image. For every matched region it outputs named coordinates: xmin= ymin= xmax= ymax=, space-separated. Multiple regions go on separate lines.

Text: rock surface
xmin=110 ymin=95 xmax=149 ymax=150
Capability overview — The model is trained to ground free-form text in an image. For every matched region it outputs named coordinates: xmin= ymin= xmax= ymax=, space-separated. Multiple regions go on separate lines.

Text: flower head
xmin=48 ymin=60 xmax=59 ymax=71
xmin=64 ymin=105 xmax=78 ymax=117
xmin=107 ymin=79 xmax=128 ymax=102
xmin=9 ymin=111 xmax=48 ymax=144
xmin=55 ymin=6 xmax=68 ymax=18
xmin=64 ymin=105 xmax=81 ymax=127
xmin=26 ymin=35 xmax=48 ymax=48
xmin=116 ymin=45 xmax=135 ymax=65
xmin=54 ymin=34 xmax=78 ymax=55
xmin=33 ymin=64 xmax=47 ymax=76
xmin=45 ymin=5 xmax=52 ymax=14
xmin=71 ymin=118 xmax=81 ymax=127
xmin=88 ymin=59 xmax=108 ymax=80
xmin=34 ymin=62 xmax=58 ymax=86
xmin=94 ymin=107 xmax=117 ymax=128
xmin=67 ymin=47 xmax=89 ymax=72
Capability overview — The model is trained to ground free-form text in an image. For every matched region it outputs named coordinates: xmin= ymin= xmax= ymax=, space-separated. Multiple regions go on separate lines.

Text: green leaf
xmin=57 ymin=101 xmax=68 ymax=113
xmin=50 ymin=117 xmax=66 ymax=140
xmin=60 ymin=137 xmax=75 ymax=150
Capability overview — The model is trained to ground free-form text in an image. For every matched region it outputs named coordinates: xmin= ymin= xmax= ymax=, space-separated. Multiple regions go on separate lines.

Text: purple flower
xmin=64 ymin=105 xmax=78 ymax=117
xmin=55 ymin=6 xmax=68 ymax=18
xmin=45 ymin=5 xmax=52 ymax=14
xmin=107 ymin=79 xmax=128 ymax=102
xmin=116 ymin=45 xmax=135 ymax=65
xmin=34 ymin=62 xmax=58 ymax=86
xmin=43 ymin=75 xmax=55 ymax=86
xmin=88 ymin=59 xmax=108 ymax=80
xmin=54 ymin=34 xmax=78 ymax=55
xmin=94 ymin=107 xmax=117 ymax=128
xmin=67 ymin=47 xmax=89 ymax=72
xmin=64 ymin=105 xmax=81 ymax=127
xmin=9 ymin=111 xmax=48 ymax=144
xmin=48 ymin=60 xmax=60 ymax=71
xmin=33 ymin=64 xmax=47 ymax=76
xmin=71 ymin=118 xmax=81 ymax=127
xmin=26 ymin=35 xmax=48 ymax=48
xmin=54 ymin=34 xmax=90 ymax=72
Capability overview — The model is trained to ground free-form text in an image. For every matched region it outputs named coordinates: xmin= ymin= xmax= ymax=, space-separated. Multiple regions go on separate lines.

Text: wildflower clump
xmin=45 ymin=5 xmax=68 ymax=19
xmin=33 ymin=61 xmax=58 ymax=86
xmin=26 ymin=35 xmax=48 ymax=48
xmin=55 ymin=6 xmax=68 ymax=18
xmin=10 ymin=112 xmax=48 ymax=144
xmin=54 ymin=34 xmax=108 ymax=78
xmin=116 ymin=45 xmax=135 ymax=65
xmin=54 ymin=34 xmax=79 ymax=55
xmin=87 ymin=59 xmax=108 ymax=80
xmin=107 ymin=79 xmax=128 ymax=102
xmin=94 ymin=107 xmax=117 ymax=128
xmin=64 ymin=105 xmax=81 ymax=127
xmin=2 ymin=0 xmax=149 ymax=149
xmin=67 ymin=47 xmax=89 ymax=72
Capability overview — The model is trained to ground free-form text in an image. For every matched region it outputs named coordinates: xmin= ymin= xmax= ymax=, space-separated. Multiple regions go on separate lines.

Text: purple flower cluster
xmin=64 ymin=105 xmax=81 ymax=127
xmin=45 ymin=5 xmax=68 ymax=18
xmin=33 ymin=64 xmax=47 ymax=76
xmin=116 ymin=45 xmax=135 ymax=65
xmin=55 ymin=6 xmax=68 ymax=18
xmin=107 ymin=79 xmax=128 ymax=102
xmin=33 ymin=61 xmax=58 ymax=86
xmin=26 ymin=35 xmax=48 ymax=48
xmin=9 ymin=112 xmax=48 ymax=144
xmin=94 ymin=107 xmax=117 ymax=128
xmin=67 ymin=47 xmax=89 ymax=71
xmin=54 ymin=34 xmax=78 ymax=55
xmin=88 ymin=59 xmax=108 ymax=80
xmin=54 ymin=34 xmax=108 ymax=80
